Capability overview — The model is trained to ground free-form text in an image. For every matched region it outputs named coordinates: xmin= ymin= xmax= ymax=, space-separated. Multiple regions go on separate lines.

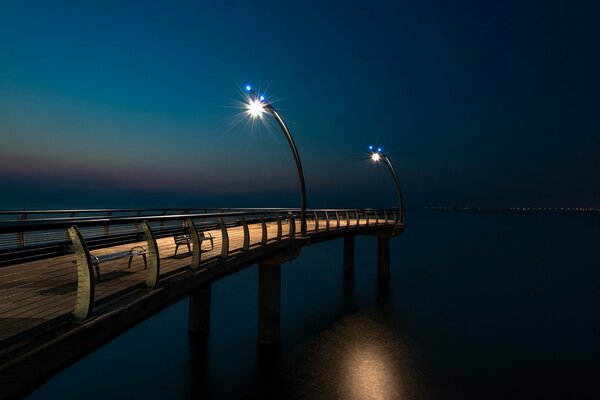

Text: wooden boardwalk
xmin=0 ymin=218 xmax=366 ymax=345
xmin=0 ymin=208 xmax=404 ymax=399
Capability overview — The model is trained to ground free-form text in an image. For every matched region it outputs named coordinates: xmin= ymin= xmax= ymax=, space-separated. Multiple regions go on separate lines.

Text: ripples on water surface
xmin=27 ymin=210 xmax=600 ymax=399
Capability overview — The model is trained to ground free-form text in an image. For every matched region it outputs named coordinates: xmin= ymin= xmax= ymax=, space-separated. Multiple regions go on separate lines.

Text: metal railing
xmin=0 ymin=208 xmax=402 ymax=329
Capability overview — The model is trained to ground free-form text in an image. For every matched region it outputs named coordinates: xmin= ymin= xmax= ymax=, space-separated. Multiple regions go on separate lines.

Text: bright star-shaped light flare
xmin=371 ymin=153 xmax=381 ymax=162
xmin=246 ymin=98 xmax=265 ymax=119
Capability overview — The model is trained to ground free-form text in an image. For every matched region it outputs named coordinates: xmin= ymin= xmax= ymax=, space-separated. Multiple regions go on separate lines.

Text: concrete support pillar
xmin=343 ymin=235 xmax=355 ymax=275
xmin=258 ymin=263 xmax=282 ymax=344
xmin=377 ymin=236 xmax=391 ymax=280
xmin=188 ymin=284 xmax=212 ymax=333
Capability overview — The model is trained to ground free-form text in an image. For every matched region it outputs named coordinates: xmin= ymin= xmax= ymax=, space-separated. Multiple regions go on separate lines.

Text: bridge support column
xmin=188 ymin=284 xmax=212 ymax=333
xmin=343 ymin=235 xmax=355 ymax=275
xmin=258 ymin=262 xmax=281 ymax=344
xmin=257 ymin=242 xmax=304 ymax=344
xmin=377 ymin=236 xmax=391 ymax=280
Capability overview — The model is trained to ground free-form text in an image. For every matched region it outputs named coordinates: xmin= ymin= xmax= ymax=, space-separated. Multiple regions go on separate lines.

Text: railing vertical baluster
xmin=313 ymin=211 xmax=319 ymax=232
xmin=160 ymin=210 xmax=167 ymax=229
xmin=335 ymin=211 xmax=340 ymax=229
xmin=68 ymin=225 xmax=95 ymax=321
xmin=104 ymin=211 xmax=112 ymax=238
xmin=345 ymin=211 xmax=350 ymax=228
xmin=375 ymin=211 xmax=379 ymax=225
xmin=219 ymin=217 xmax=229 ymax=258
xmin=276 ymin=214 xmax=282 ymax=241
xmin=136 ymin=210 xmax=142 ymax=233
xmin=325 ymin=211 xmax=330 ymax=231
xmin=261 ymin=214 xmax=268 ymax=245
xmin=288 ymin=212 xmax=296 ymax=237
xmin=241 ymin=216 xmax=250 ymax=251
xmin=384 ymin=211 xmax=388 ymax=224
xmin=366 ymin=211 xmax=370 ymax=226
xmin=142 ymin=221 xmax=160 ymax=288
xmin=355 ymin=210 xmax=360 ymax=227
xmin=188 ymin=219 xmax=202 ymax=269
xmin=17 ymin=213 xmax=27 ymax=248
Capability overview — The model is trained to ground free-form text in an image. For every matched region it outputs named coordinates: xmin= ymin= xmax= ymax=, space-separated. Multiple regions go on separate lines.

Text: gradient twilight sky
xmin=1 ymin=0 xmax=598 ymax=209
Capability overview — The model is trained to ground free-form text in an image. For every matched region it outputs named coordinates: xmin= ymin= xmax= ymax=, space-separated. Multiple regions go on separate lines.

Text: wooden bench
xmin=90 ymin=245 xmax=148 ymax=281
xmin=174 ymin=232 xmax=214 ymax=255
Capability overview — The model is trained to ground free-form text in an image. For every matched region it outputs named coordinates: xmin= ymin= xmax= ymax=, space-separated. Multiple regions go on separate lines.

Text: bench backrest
xmin=174 ymin=232 xmax=208 ymax=245
xmin=174 ymin=235 xmax=191 ymax=245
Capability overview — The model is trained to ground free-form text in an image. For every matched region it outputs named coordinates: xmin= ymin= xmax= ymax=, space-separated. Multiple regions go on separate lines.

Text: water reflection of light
xmin=342 ymin=342 xmax=403 ymax=400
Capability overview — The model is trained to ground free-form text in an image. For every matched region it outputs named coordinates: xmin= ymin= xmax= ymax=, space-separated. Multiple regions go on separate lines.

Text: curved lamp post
xmin=369 ymin=145 xmax=405 ymax=224
xmin=244 ymin=85 xmax=307 ymax=236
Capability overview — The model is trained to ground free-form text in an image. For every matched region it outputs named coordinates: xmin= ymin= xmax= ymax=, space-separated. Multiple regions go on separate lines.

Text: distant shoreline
xmin=418 ymin=206 xmax=600 ymax=213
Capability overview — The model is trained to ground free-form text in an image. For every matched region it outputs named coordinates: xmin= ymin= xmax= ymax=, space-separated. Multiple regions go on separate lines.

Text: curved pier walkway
xmin=0 ymin=208 xmax=404 ymax=399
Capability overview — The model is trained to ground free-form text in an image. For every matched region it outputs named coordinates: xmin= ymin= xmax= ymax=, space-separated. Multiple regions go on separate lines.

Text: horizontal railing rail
xmin=0 ymin=208 xmax=401 ymax=267
xmin=0 ymin=207 xmax=403 ymax=342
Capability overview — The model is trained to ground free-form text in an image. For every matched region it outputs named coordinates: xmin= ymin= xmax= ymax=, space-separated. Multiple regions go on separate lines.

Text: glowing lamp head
xmin=371 ymin=153 xmax=381 ymax=162
xmin=246 ymin=98 xmax=265 ymax=119
xmin=368 ymin=145 xmax=373 ymax=150
xmin=245 ymin=85 xmax=252 ymax=91
xmin=259 ymin=95 xmax=265 ymax=102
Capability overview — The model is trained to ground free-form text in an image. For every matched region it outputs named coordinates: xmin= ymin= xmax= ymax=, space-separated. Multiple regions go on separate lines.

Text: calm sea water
xmin=25 ymin=210 xmax=600 ymax=399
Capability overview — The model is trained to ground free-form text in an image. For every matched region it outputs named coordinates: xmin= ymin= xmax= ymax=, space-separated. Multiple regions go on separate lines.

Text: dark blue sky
xmin=1 ymin=0 xmax=598 ymax=209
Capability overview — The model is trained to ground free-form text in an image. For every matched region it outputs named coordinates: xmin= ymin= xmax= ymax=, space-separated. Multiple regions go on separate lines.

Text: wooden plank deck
xmin=0 ymin=217 xmax=377 ymax=345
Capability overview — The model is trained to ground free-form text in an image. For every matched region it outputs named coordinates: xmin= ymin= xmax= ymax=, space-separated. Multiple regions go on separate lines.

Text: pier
xmin=0 ymin=207 xmax=403 ymax=398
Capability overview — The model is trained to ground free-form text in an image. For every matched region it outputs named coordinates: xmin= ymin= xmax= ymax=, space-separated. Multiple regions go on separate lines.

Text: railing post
xmin=325 ymin=211 xmax=330 ymax=231
xmin=260 ymin=215 xmax=268 ymax=245
xmin=375 ymin=211 xmax=379 ymax=225
xmin=160 ymin=210 xmax=167 ymax=230
xmin=68 ymin=225 xmax=95 ymax=321
xmin=384 ymin=211 xmax=388 ymax=224
xmin=345 ymin=211 xmax=350 ymax=228
xmin=142 ymin=221 xmax=160 ymax=288
xmin=288 ymin=212 xmax=296 ymax=237
xmin=335 ymin=211 xmax=341 ymax=229
xmin=275 ymin=214 xmax=282 ymax=241
xmin=241 ymin=216 xmax=250 ymax=251
xmin=17 ymin=213 xmax=27 ymax=247
xmin=355 ymin=210 xmax=360 ymax=227
xmin=313 ymin=211 xmax=319 ymax=232
xmin=366 ymin=211 xmax=370 ymax=226
xmin=104 ymin=211 xmax=112 ymax=238
xmin=219 ymin=217 xmax=229 ymax=258
xmin=188 ymin=219 xmax=202 ymax=270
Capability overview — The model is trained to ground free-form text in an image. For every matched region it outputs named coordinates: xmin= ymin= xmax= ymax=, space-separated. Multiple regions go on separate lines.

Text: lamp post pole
xmin=369 ymin=146 xmax=405 ymax=224
xmin=245 ymin=86 xmax=307 ymax=236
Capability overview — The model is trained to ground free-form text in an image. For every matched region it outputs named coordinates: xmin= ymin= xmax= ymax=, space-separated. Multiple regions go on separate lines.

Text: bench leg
xmin=142 ymin=254 xmax=147 ymax=269
xmin=94 ymin=264 xmax=101 ymax=282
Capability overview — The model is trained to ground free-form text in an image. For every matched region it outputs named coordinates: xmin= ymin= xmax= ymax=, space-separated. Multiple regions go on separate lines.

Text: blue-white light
xmin=259 ymin=95 xmax=265 ymax=101
xmin=369 ymin=145 xmax=373 ymax=150
xmin=378 ymin=148 xmax=382 ymax=152
xmin=245 ymin=85 xmax=252 ymax=91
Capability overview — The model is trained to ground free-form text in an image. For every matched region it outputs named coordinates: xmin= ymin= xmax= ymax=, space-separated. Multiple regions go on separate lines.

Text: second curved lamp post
xmin=244 ymin=85 xmax=307 ymax=236
xmin=369 ymin=146 xmax=405 ymax=224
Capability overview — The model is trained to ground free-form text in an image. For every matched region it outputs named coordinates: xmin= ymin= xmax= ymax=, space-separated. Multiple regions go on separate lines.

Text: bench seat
xmin=174 ymin=232 xmax=213 ymax=255
xmin=89 ymin=246 xmax=148 ymax=281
